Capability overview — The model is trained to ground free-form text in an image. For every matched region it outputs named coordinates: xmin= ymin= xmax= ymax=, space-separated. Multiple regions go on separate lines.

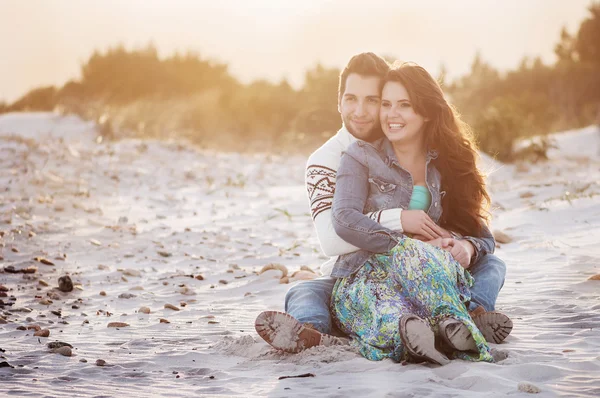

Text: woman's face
xmin=380 ymin=81 xmax=427 ymax=147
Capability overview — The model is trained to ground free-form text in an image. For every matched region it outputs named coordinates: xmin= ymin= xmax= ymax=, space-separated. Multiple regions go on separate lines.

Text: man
xmin=255 ymin=52 xmax=512 ymax=354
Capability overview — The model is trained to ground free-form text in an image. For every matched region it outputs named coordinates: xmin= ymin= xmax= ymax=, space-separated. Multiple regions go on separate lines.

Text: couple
xmin=255 ymin=53 xmax=512 ymax=365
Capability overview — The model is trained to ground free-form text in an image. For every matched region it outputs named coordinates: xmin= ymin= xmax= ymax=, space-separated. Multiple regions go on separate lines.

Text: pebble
xmin=48 ymin=342 xmax=73 ymax=349
xmin=38 ymin=280 xmax=49 ymax=287
xmin=118 ymin=293 xmax=136 ymax=299
xmin=179 ymin=287 xmax=195 ymax=295
xmin=27 ymin=325 xmax=41 ymax=331
xmin=55 ymin=346 xmax=72 ymax=356
xmin=107 ymin=322 xmax=129 ymax=328
xmin=99 ymin=291 xmax=107 ymax=296
xmin=96 ymin=359 xmax=106 ymax=366
xmin=34 ymin=257 xmax=54 ymax=266
xmin=34 ymin=329 xmax=50 ymax=337
xmin=493 ymin=230 xmax=513 ymax=244
xmin=195 ymin=275 xmax=204 ymax=280
xmin=58 ymin=276 xmax=74 ymax=292
xmin=518 ymin=382 xmax=541 ymax=394
xmin=139 ymin=306 xmax=151 ymax=314
xmin=157 ymin=251 xmax=172 ymax=257
xmin=39 ymin=299 xmax=52 ymax=305
xmin=159 ymin=318 xmax=170 ymax=323
xmin=121 ymin=269 xmax=141 ymax=277
xmin=79 ymin=358 xmax=87 ymax=363
xmin=0 ymin=285 xmax=8 ymax=292
xmin=164 ymin=304 xmax=180 ymax=311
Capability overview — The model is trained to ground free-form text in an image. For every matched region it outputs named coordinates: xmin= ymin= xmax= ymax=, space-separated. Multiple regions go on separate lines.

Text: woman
xmin=331 ymin=62 xmax=494 ymax=364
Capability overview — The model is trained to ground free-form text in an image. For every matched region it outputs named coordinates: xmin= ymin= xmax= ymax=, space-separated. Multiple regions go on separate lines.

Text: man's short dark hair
xmin=338 ymin=53 xmax=390 ymax=102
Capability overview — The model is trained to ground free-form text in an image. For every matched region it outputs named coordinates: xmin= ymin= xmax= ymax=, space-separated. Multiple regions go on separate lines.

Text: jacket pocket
xmin=368 ymin=177 xmax=397 ymax=193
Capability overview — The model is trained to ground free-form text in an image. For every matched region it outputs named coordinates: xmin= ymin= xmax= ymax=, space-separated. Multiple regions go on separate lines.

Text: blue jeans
xmin=284 ymin=253 xmax=506 ymax=334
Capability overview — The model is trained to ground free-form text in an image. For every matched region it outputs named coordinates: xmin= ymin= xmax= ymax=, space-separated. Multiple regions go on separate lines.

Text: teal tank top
xmin=408 ymin=185 xmax=431 ymax=211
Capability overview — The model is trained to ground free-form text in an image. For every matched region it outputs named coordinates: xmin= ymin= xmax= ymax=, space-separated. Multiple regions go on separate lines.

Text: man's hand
xmin=426 ymin=238 xmax=474 ymax=268
xmin=401 ymin=210 xmax=447 ymax=241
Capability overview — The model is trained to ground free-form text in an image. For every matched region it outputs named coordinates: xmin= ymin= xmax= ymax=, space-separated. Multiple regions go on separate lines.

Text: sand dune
xmin=1 ymin=113 xmax=599 ymax=397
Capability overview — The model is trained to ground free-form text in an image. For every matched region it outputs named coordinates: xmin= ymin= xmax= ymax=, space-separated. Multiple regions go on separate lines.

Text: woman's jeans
xmin=284 ymin=253 xmax=506 ymax=334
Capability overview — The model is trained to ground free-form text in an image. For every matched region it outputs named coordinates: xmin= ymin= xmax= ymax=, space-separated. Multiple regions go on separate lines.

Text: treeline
xmin=2 ymin=4 xmax=600 ymax=158
xmin=446 ymin=2 xmax=600 ymax=160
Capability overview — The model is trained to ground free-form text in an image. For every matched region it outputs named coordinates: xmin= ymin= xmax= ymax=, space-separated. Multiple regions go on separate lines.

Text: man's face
xmin=338 ymin=73 xmax=382 ymax=141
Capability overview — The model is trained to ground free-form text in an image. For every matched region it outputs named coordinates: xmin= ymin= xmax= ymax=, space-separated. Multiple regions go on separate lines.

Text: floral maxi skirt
xmin=331 ymin=238 xmax=493 ymax=363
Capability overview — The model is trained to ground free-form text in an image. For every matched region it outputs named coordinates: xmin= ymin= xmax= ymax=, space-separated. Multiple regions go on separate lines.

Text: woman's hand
xmin=411 ymin=227 xmax=452 ymax=242
xmin=425 ymin=238 xmax=474 ymax=268
xmin=401 ymin=210 xmax=447 ymax=240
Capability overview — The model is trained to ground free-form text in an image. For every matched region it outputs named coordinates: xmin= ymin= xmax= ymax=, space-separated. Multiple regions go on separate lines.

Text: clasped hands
xmin=400 ymin=210 xmax=474 ymax=268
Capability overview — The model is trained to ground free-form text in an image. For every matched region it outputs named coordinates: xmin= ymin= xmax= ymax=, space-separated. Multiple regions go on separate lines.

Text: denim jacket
xmin=331 ymin=137 xmax=495 ymax=278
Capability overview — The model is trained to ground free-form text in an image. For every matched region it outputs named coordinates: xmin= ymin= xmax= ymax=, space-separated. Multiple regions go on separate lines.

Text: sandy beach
xmin=1 ymin=112 xmax=599 ymax=397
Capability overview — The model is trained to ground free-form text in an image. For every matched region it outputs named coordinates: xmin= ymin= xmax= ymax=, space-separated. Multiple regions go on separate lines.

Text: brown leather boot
xmin=469 ymin=307 xmax=513 ymax=344
xmin=255 ymin=311 xmax=346 ymax=353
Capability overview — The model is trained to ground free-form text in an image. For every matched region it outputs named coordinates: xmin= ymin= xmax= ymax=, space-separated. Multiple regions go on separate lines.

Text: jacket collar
xmin=361 ymin=137 xmax=438 ymax=165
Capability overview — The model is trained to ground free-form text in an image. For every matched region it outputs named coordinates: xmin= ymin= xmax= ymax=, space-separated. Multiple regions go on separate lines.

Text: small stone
xmin=34 ymin=257 xmax=54 ymax=266
xmin=98 ymin=264 xmax=110 ymax=270
xmin=164 ymin=304 xmax=180 ymax=311
xmin=218 ymin=280 xmax=228 ymax=285
xmin=139 ymin=306 xmax=151 ymax=314
xmin=107 ymin=322 xmax=129 ymax=328
xmin=47 ymin=342 xmax=73 ymax=349
xmin=34 ymin=329 xmax=50 ymax=337
xmin=27 ymin=325 xmax=41 ymax=331
xmin=99 ymin=291 xmax=106 ymax=296
xmin=493 ymin=230 xmax=513 ymax=244
xmin=159 ymin=318 xmax=170 ymax=323
xmin=519 ymin=191 xmax=535 ymax=199
xmin=518 ymin=382 xmax=541 ymax=394
xmin=54 ymin=346 xmax=73 ymax=357
xmin=38 ymin=280 xmax=49 ymax=287
xmin=39 ymin=299 xmax=52 ymax=305
xmin=28 ymin=231 xmax=36 ymax=238
xmin=11 ymin=247 xmax=19 ymax=253
xmin=79 ymin=358 xmax=87 ymax=363
xmin=179 ymin=286 xmax=195 ymax=295
xmin=96 ymin=359 xmax=106 ymax=366
xmin=0 ymin=285 xmax=8 ymax=292
xmin=157 ymin=251 xmax=172 ymax=257
xmin=121 ymin=269 xmax=141 ymax=277
xmin=58 ymin=276 xmax=74 ymax=292
xmin=90 ymin=239 xmax=102 ymax=246
xmin=195 ymin=274 xmax=204 ymax=280
xmin=17 ymin=326 xmax=26 ymax=330
xmin=118 ymin=293 xmax=136 ymax=299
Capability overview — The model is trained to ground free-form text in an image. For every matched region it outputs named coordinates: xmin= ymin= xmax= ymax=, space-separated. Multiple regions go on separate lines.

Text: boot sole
xmin=473 ymin=311 xmax=513 ymax=344
xmin=439 ymin=318 xmax=477 ymax=352
xmin=255 ymin=311 xmax=341 ymax=353
xmin=399 ymin=314 xmax=450 ymax=365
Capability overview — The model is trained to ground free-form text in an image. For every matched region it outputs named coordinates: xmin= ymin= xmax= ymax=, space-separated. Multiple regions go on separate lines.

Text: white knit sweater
xmin=305 ymin=126 xmax=403 ymax=276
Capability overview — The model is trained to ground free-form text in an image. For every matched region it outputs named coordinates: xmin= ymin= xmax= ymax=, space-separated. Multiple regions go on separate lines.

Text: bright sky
xmin=0 ymin=0 xmax=592 ymax=102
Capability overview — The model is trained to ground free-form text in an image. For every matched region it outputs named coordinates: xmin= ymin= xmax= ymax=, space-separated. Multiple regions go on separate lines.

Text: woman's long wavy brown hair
xmin=385 ymin=62 xmax=490 ymax=236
